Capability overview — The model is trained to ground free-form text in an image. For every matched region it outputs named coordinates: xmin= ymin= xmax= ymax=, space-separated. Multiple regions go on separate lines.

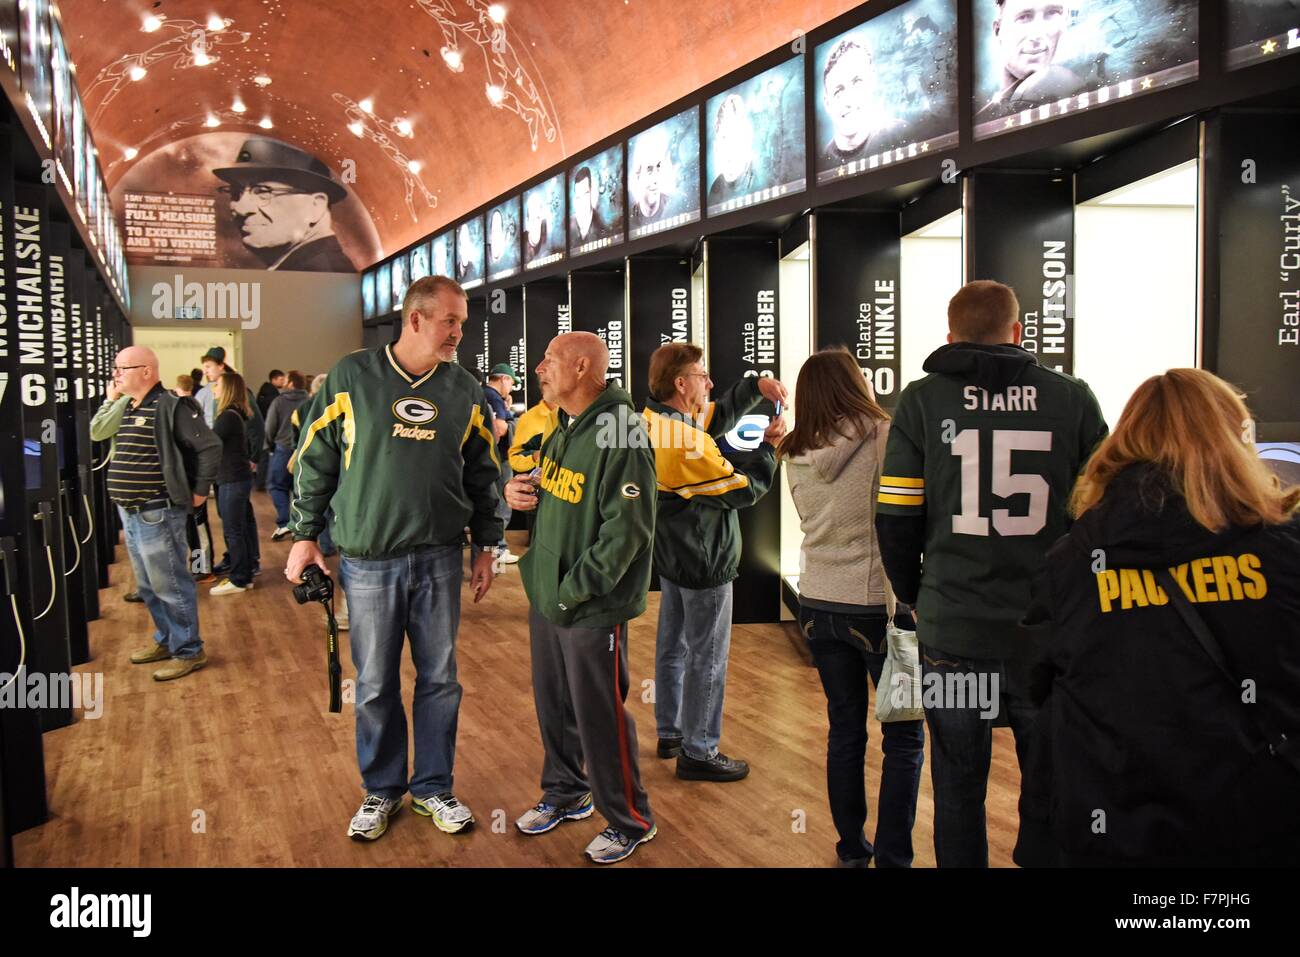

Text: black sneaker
xmin=676 ymin=751 xmax=750 ymax=782
xmin=213 ymin=559 xmax=232 ymax=575
xmin=657 ymin=738 xmax=683 ymax=759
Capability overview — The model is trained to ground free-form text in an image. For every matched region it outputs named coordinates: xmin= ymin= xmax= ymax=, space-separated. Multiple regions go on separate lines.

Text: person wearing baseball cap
xmin=483 ymin=363 xmax=521 ymax=565
xmin=213 ymin=136 xmax=356 ymax=272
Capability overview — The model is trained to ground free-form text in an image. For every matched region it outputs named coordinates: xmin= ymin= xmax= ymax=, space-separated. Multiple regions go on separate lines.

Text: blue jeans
xmin=654 ymin=578 xmax=733 ymax=760
xmin=216 ymin=479 xmax=257 ymax=586
xmin=341 ymin=545 xmax=464 ymax=800
xmin=802 ymin=606 xmax=925 ymax=866
xmin=920 ymin=643 xmax=1037 ymax=868
xmin=120 ymin=503 xmax=202 ymax=658
xmin=269 ymin=446 xmax=293 ymax=526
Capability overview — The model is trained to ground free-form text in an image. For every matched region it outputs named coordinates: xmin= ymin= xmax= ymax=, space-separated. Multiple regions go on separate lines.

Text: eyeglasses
xmin=112 ymin=364 xmax=146 ymax=374
xmin=217 ymin=184 xmax=306 ymax=206
xmin=683 ymin=371 xmax=710 ymax=379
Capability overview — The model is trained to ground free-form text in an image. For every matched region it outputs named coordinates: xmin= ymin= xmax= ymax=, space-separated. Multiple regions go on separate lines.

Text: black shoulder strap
xmin=1156 ymin=568 xmax=1298 ymax=774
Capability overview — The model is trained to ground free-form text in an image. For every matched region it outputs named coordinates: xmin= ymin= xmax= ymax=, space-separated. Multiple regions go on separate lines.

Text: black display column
xmin=704 ymin=237 xmax=781 ymax=624
xmin=487 ymin=286 xmax=526 ymax=407
xmin=1203 ymin=110 xmax=1300 ymax=439
xmin=569 ymin=270 xmax=627 ymax=387
xmin=627 ymin=257 xmax=692 ymax=409
xmin=964 ymin=170 xmax=1075 ymax=374
xmin=49 ymin=221 xmax=89 ymax=665
xmin=523 ymin=279 xmax=569 ymax=402
xmin=13 ymin=182 xmax=72 ymax=731
xmin=813 ymin=211 xmax=904 ymax=410
xmin=459 ymin=295 xmax=489 ymax=381
xmin=92 ymin=285 xmax=115 ymax=581
xmin=0 ymin=131 xmax=49 ymax=837
xmin=71 ymin=252 xmax=100 ymax=624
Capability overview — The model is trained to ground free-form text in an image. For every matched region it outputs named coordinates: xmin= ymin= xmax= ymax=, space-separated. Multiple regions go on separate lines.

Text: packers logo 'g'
xmin=393 ymin=397 xmax=438 ymax=425
xmin=620 ymin=483 xmax=641 ymax=500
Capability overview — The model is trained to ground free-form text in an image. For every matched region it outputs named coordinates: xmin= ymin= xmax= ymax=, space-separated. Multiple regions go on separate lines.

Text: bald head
xmin=555 ymin=332 xmax=609 ymax=380
xmin=536 ymin=331 xmax=611 ymax=416
xmin=114 ymin=346 xmax=161 ymax=401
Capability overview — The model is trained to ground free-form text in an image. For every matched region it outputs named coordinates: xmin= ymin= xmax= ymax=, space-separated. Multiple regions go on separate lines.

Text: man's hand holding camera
xmin=286 ymin=538 xmax=330 ymax=585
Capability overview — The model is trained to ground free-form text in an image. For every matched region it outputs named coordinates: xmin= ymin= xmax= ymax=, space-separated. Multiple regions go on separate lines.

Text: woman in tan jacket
xmin=780 ymin=348 xmax=924 ymax=868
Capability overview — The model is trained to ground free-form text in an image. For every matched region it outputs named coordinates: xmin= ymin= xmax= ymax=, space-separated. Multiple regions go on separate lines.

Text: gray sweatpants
xmin=529 ymin=607 xmax=655 ymax=839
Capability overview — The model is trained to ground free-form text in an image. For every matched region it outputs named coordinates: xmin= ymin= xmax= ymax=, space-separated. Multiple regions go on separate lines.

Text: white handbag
xmin=875 ymin=554 xmax=925 ymax=723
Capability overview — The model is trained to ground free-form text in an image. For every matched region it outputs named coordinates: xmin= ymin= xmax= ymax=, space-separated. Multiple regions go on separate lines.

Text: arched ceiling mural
xmin=62 ymin=0 xmax=867 ymax=268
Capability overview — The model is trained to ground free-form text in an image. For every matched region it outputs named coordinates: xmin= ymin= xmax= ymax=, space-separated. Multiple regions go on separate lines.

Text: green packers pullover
xmin=519 ymin=384 xmax=657 ymax=628
xmin=289 ymin=342 xmax=503 ymax=558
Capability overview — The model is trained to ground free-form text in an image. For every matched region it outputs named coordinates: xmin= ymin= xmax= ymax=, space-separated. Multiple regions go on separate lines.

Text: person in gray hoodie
xmin=264 ymin=369 xmax=311 ymax=536
xmin=779 ymin=347 xmax=924 ymax=868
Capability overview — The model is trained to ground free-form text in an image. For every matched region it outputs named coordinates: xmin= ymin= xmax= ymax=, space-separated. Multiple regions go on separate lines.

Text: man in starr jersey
xmin=874 ymin=279 xmax=1107 ymax=868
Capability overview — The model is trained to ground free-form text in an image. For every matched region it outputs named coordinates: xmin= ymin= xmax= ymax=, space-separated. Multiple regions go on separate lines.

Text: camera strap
xmin=326 ymin=598 xmax=342 ymax=714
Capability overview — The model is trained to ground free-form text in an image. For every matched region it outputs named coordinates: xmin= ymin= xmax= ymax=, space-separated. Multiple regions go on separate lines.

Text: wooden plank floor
xmin=16 ymin=492 xmax=1020 ymax=867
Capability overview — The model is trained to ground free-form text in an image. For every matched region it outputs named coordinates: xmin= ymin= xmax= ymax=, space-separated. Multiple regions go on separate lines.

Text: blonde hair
xmin=1073 ymin=368 xmax=1300 ymax=531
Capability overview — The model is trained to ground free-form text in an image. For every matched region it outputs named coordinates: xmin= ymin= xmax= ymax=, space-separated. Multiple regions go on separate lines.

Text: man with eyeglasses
xmin=641 ymin=343 xmax=787 ymax=782
xmin=91 ymin=347 xmax=222 ymax=681
xmin=213 ymin=137 xmax=357 ymax=273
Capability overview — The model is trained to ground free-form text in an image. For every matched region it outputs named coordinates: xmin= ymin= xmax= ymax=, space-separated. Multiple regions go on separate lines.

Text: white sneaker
xmin=347 ymin=794 xmax=402 ymax=841
xmin=209 ymin=578 xmax=252 ymax=596
xmin=584 ymin=824 xmax=657 ymax=864
xmin=411 ymin=791 xmax=475 ymax=833
xmin=271 ymin=526 xmax=292 ymax=541
xmin=493 ymin=546 xmax=519 ymax=565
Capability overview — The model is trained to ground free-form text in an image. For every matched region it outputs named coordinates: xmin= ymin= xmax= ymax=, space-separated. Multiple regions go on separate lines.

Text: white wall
xmin=1074 ymin=204 xmax=1198 ymax=428
xmin=129 ymin=264 xmax=362 ymax=389
xmin=900 ymin=231 xmax=963 ymax=388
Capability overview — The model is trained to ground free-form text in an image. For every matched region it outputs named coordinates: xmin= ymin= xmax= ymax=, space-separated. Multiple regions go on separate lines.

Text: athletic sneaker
xmin=515 ymin=793 xmax=595 ymax=835
xmin=271 ymin=526 xmax=292 ymax=541
xmin=584 ymin=824 xmax=657 ymax=864
xmin=411 ymin=791 xmax=475 ymax=833
xmin=493 ymin=546 xmax=519 ymax=565
xmin=347 ymin=794 xmax=402 ymax=841
xmin=213 ymin=558 xmax=232 ymax=575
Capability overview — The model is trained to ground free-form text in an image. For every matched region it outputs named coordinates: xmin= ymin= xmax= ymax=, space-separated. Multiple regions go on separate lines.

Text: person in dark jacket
xmin=91 ymin=347 xmax=221 ymax=680
xmin=253 ymin=369 xmax=285 ymax=490
xmin=642 ymin=342 xmax=787 ymax=782
xmin=482 ymin=363 xmax=520 ymax=564
xmin=210 ymin=371 xmax=259 ymax=595
xmin=874 ymin=280 xmax=1107 ymax=868
xmin=1015 ymin=368 xmax=1300 ymax=867
xmin=264 ymin=370 xmax=310 ymax=537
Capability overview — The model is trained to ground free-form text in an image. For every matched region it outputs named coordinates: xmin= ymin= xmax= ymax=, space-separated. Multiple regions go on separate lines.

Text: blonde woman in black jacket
xmin=1016 ymin=368 xmax=1300 ymax=867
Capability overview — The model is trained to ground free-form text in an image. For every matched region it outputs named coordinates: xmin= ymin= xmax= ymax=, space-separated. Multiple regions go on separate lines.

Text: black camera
xmin=293 ymin=564 xmax=334 ymax=604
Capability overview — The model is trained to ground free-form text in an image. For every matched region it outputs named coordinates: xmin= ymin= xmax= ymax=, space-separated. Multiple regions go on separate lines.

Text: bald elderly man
xmin=91 ymin=346 xmax=222 ymax=680
xmin=505 ymin=332 xmax=659 ymax=864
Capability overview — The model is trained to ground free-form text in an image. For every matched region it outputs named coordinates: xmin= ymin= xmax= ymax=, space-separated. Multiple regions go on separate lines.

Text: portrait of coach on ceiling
xmin=213 ymin=136 xmax=358 ymax=272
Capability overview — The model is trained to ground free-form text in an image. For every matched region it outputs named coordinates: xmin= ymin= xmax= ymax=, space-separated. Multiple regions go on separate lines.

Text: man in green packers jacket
xmin=286 ymin=275 xmax=503 ymax=844
xmin=642 ymin=343 xmax=787 ymax=782
xmin=504 ymin=332 xmax=658 ymax=864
